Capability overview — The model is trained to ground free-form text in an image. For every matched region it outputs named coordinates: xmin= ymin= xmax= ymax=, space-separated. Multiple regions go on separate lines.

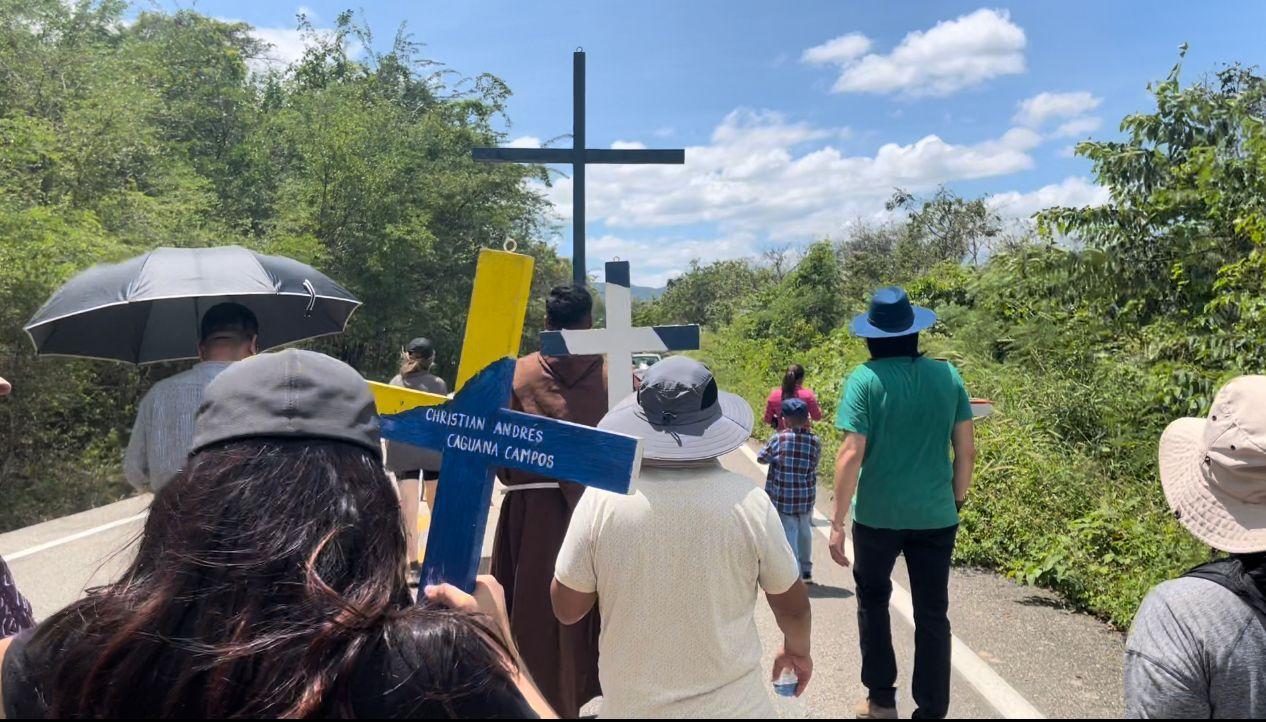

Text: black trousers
xmin=852 ymin=522 xmax=958 ymax=719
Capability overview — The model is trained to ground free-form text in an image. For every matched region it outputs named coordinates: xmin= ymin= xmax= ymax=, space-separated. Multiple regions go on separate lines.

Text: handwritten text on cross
xmin=381 ymin=357 xmax=642 ymax=592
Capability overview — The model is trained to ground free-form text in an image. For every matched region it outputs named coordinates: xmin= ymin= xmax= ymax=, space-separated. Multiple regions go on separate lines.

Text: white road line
xmin=5 ymin=512 xmax=148 ymax=562
xmin=736 ymin=443 xmax=1044 ymax=720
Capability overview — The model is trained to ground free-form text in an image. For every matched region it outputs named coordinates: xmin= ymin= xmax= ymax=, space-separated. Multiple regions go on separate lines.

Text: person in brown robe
xmin=491 ymin=284 xmax=607 ymax=718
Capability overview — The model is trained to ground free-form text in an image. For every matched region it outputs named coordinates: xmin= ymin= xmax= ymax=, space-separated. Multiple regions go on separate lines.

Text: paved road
xmin=0 ymin=449 xmax=1126 ymax=718
xmin=1 ymin=493 xmax=150 ymax=619
xmin=723 ymin=443 xmax=1126 ymax=719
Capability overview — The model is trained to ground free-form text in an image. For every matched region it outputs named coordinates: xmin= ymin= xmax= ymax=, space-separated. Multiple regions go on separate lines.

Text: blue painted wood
xmin=651 ymin=325 xmax=701 ymax=349
xmin=422 ymin=452 xmax=497 ymax=591
xmin=380 ymin=357 xmax=642 ymax=592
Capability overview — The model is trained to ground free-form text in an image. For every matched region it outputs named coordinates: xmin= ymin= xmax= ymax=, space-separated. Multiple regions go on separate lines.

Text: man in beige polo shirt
xmin=552 ymin=357 xmax=813 ymax=718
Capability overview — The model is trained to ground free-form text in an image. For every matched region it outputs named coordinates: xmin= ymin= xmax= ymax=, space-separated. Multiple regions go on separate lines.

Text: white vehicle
xmin=632 ymin=353 xmax=663 ymax=383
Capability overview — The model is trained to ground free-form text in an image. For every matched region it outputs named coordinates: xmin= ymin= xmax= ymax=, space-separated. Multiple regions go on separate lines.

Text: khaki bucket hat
xmin=1159 ymin=375 xmax=1266 ymax=554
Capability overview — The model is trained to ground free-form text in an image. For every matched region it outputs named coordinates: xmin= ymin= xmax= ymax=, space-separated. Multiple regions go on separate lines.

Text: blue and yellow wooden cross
xmin=365 ymin=248 xmax=642 ymax=592
xmin=369 ymin=248 xmax=535 ymax=415
xmin=381 ymin=357 xmax=642 ymax=591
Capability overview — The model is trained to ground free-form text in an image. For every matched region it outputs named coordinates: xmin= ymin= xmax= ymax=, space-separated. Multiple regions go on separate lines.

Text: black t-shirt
xmin=1 ymin=623 xmax=538 ymax=719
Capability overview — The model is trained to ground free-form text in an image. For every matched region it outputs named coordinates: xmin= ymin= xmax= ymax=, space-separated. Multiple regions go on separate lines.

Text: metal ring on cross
xmin=503 ymin=238 xmax=518 ymax=253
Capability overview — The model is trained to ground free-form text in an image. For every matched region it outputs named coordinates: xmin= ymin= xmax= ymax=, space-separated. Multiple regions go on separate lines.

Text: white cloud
xmin=539 ymin=109 xmax=1040 ymax=250
xmin=1013 ymin=91 xmax=1102 ymax=127
xmin=805 ymin=9 xmax=1026 ymax=97
xmin=506 ymin=136 xmax=543 ymax=148
xmin=232 ymin=8 xmax=360 ymax=73
xmin=988 ymin=176 xmax=1110 ymax=218
xmin=247 ymin=26 xmax=315 ymax=69
xmin=802 ymin=33 xmax=872 ymax=66
xmin=588 ymin=234 xmax=763 ymax=287
xmin=1053 ymin=116 xmax=1102 ymax=138
xmin=525 ymin=109 xmax=1076 ymax=285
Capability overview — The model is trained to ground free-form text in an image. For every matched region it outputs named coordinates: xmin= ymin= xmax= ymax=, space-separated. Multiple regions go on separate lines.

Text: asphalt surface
xmin=721 ymin=445 xmax=1125 ymax=719
xmin=0 ymin=450 xmax=1126 ymax=718
xmin=1 ymin=493 xmax=150 ymax=619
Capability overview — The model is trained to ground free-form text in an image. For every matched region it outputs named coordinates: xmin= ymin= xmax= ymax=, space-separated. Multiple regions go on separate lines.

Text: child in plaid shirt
xmin=758 ymin=397 xmax=820 ymax=583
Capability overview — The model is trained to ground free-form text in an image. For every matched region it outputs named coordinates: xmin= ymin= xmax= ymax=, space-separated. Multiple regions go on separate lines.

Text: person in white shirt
xmin=552 ymin=356 xmax=812 ymax=718
xmin=123 ymin=303 xmax=258 ymax=492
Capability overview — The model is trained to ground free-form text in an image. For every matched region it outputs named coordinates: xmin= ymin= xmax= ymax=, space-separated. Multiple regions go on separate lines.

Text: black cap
xmin=407 ymin=337 xmax=434 ymax=357
xmin=192 ymin=349 xmax=380 ymax=455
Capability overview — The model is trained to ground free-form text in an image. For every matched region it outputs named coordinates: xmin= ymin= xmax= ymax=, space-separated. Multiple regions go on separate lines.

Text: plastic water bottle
xmin=773 ymin=668 xmax=806 ymax=718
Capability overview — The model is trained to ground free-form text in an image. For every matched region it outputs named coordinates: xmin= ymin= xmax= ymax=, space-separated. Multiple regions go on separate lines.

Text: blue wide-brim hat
xmin=850 ymin=286 xmax=937 ymax=339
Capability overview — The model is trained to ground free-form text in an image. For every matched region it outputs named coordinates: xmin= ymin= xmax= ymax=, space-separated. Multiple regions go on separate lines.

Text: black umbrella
xmin=24 ymin=246 xmax=362 ymax=364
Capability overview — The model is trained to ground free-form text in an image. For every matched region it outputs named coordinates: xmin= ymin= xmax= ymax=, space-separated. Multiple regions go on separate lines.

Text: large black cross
xmin=472 ymin=50 xmax=685 ymax=285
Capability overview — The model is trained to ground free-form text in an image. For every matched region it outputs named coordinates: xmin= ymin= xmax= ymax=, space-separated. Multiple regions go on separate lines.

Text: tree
xmin=1037 ymin=52 xmax=1266 ymax=403
xmin=1039 ymin=52 xmax=1266 ymax=331
xmin=761 ymin=245 xmax=794 ymax=281
xmin=888 ymin=186 xmax=1002 ymax=266
xmin=0 ymin=1 xmax=567 ymax=531
xmin=639 ymin=258 xmax=775 ymax=328
xmin=733 ymin=241 xmax=846 ymax=349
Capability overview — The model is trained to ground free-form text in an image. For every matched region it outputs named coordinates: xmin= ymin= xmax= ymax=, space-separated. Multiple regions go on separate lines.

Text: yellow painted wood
xmin=454 ymin=249 xmax=534 ymax=391
xmin=368 ymin=380 xmax=446 ymax=415
xmin=367 ymin=248 xmax=534 ymax=415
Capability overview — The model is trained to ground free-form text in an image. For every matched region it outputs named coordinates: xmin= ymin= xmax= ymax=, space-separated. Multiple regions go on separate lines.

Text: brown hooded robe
xmin=490 ymin=352 xmax=607 ymax=718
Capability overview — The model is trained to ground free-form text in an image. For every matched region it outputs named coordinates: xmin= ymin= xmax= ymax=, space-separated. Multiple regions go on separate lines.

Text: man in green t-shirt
xmin=829 ymin=286 xmax=976 ymax=720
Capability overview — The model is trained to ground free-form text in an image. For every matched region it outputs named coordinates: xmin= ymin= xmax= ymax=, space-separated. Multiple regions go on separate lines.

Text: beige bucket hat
xmin=1159 ymin=375 xmax=1266 ymax=553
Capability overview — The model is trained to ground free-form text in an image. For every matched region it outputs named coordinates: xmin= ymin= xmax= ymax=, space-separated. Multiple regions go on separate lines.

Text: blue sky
xmin=186 ymin=2 xmax=1265 ymax=285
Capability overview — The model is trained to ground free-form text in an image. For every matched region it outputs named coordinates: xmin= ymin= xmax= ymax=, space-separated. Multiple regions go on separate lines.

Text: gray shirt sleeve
xmin=123 ymin=393 xmax=152 ymax=492
xmin=1124 ymin=584 xmax=1212 ymax=719
xmin=1124 ymin=651 xmax=1210 ymax=718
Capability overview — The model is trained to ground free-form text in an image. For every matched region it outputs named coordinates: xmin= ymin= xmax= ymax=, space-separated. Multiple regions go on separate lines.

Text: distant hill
xmin=594 ymin=282 xmax=665 ymax=302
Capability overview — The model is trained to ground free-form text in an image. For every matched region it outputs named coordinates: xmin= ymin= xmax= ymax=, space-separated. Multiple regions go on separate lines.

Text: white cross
xmin=539 ymin=261 xmax=700 ymax=409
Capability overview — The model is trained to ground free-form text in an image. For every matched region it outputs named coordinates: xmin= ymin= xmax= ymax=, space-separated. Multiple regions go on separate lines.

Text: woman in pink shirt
xmin=765 ymin=363 xmax=823 ymax=430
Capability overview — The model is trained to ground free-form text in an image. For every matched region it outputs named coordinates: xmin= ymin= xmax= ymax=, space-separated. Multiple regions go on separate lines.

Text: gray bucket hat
xmin=192 ymin=349 xmax=381 ymax=455
xmin=599 ymin=356 xmax=752 ymax=461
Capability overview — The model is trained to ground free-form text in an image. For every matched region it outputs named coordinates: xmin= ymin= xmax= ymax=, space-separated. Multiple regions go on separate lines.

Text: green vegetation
xmin=0 ymin=1 xmax=568 ymax=531
xmin=0 ymin=0 xmax=1260 ymax=631
xmin=647 ymin=54 xmax=1266 ymax=628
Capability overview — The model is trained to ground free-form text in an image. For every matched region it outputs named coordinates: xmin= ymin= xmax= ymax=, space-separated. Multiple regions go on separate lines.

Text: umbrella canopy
xmin=24 ymin=246 xmax=362 ymax=365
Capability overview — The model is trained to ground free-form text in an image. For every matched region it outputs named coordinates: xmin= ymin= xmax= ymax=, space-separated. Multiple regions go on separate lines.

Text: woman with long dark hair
xmin=0 ymin=350 xmax=551 ymax=719
xmin=764 ymin=363 xmax=823 ymax=430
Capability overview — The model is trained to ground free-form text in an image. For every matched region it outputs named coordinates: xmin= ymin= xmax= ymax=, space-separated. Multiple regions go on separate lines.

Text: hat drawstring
xmin=661 ymin=410 xmax=677 ymax=425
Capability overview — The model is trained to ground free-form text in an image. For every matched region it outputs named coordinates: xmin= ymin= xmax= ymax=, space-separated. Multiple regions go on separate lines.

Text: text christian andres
xmin=424 ymin=407 xmax=554 ymax=469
